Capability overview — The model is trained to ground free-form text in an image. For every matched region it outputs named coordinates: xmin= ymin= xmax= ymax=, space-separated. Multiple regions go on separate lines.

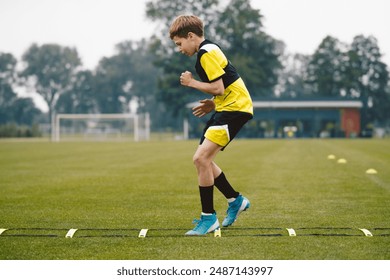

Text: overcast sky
xmin=1 ymin=0 xmax=388 ymax=69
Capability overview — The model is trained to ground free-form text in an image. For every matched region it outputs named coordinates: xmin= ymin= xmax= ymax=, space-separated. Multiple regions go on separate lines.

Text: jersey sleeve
xmin=199 ymin=52 xmax=226 ymax=82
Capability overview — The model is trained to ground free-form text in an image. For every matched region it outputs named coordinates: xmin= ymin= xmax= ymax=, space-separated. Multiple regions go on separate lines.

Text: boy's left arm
xmin=192 ymin=99 xmax=215 ymax=118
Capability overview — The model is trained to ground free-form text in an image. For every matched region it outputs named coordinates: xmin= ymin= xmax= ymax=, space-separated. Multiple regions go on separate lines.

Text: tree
xmin=0 ymin=53 xmax=18 ymax=124
xmin=344 ymin=35 xmax=389 ymax=125
xmin=215 ymin=0 xmax=282 ymax=97
xmin=56 ymin=70 xmax=97 ymax=114
xmin=115 ymin=40 xmax=160 ymax=114
xmin=93 ymin=40 xmax=160 ymax=114
xmin=303 ymin=34 xmax=389 ymax=126
xmin=11 ymin=98 xmax=41 ymax=126
xmin=146 ymin=0 xmax=219 ymax=35
xmin=306 ymin=36 xmax=348 ymax=97
xmin=277 ymin=53 xmax=311 ymax=98
xmin=0 ymin=52 xmax=41 ymax=126
xmin=146 ymin=0 xmax=282 ymax=116
xmin=146 ymin=0 xmax=220 ymax=116
xmin=20 ymin=44 xmax=81 ymax=127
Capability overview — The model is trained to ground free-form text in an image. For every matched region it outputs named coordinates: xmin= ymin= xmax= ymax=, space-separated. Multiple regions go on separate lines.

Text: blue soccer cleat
xmin=185 ymin=213 xmax=220 ymax=236
xmin=222 ymin=195 xmax=250 ymax=227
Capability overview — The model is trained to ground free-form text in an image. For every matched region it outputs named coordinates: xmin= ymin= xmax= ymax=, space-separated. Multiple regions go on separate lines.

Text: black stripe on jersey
xmin=223 ymin=101 xmax=236 ymax=107
xmin=223 ymin=90 xmax=232 ymax=100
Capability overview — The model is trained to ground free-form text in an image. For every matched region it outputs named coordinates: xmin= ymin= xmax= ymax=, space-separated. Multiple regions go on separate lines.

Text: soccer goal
xmin=51 ymin=113 xmax=150 ymax=142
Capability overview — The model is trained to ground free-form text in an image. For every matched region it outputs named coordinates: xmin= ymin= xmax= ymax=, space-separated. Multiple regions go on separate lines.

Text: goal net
xmin=51 ymin=113 xmax=150 ymax=142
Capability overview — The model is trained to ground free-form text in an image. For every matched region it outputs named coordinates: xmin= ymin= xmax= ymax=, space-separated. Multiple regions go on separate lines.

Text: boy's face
xmin=172 ymin=33 xmax=198 ymax=57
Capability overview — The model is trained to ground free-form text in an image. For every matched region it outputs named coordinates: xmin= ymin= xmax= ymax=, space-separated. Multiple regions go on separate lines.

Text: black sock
xmin=214 ymin=172 xmax=239 ymax=199
xmin=199 ymin=185 xmax=215 ymax=214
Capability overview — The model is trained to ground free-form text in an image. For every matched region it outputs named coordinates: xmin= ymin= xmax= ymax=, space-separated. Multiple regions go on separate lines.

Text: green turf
xmin=0 ymin=139 xmax=389 ymax=259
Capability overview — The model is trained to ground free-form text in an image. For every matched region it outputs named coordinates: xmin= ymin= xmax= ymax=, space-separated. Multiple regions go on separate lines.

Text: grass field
xmin=0 ymin=139 xmax=389 ymax=260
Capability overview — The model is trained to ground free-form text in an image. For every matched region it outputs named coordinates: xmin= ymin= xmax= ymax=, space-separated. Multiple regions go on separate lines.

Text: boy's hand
xmin=192 ymin=99 xmax=215 ymax=118
xmin=180 ymin=71 xmax=193 ymax=87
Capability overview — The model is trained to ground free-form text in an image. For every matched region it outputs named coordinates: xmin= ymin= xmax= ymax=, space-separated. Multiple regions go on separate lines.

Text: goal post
xmin=51 ymin=113 xmax=150 ymax=142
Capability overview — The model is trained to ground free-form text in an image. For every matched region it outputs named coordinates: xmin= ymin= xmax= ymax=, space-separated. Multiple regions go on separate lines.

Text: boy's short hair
xmin=169 ymin=15 xmax=204 ymax=39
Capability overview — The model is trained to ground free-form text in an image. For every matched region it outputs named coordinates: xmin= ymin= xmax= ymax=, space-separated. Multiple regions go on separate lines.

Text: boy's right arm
xmin=181 ymin=71 xmax=224 ymax=96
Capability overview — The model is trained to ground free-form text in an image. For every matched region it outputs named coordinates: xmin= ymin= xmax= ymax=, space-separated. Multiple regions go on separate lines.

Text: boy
xmin=169 ymin=15 xmax=253 ymax=236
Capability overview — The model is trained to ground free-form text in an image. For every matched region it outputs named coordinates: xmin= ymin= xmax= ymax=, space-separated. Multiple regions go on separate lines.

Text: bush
xmin=0 ymin=123 xmax=42 ymax=138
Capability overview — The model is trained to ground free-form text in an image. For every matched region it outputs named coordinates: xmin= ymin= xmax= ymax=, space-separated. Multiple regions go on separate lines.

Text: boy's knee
xmin=193 ymin=153 xmax=207 ymax=168
xmin=192 ymin=153 xmax=201 ymax=166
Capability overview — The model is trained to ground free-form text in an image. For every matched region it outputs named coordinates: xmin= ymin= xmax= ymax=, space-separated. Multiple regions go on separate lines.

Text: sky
xmin=0 ymin=0 xmax=389 ymax=110
xmin=0 ymin=0 xmax=389 ymax=68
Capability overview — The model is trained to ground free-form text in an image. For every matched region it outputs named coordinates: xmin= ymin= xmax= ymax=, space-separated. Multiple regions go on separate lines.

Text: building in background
xmin=185 ymin=98 xmax=363 ymax=139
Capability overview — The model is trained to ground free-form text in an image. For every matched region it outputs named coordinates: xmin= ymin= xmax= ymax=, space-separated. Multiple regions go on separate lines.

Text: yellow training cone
xmin=366 ymin=168 xmax=378 ymax=174
xmin=327 ymin=154 xmax=336 ymax=160
xmin=337 ymin=158 xmax=347 ymax=164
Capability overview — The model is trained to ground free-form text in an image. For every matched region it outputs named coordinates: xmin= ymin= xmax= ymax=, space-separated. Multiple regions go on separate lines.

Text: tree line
xmin=1 ymin=0 xmax=389 ymax=136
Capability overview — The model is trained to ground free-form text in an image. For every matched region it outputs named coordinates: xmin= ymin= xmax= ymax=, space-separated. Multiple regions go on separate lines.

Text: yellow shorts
xmin=205 ymin=124 xmax=230 ymax=147
xmin=201 ymin=111 xmax=252 ymax=150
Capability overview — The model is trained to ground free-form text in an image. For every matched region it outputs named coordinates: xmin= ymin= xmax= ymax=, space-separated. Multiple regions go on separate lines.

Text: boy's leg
xmin=185 ymin=139 xmax=221 ymax=236
xmin=211 ymin=160 xmax=250 ymax=228
xmin=193 ymin=139 xmax=221 ymax=214
xmin=193 ymin=138 xmax=221 ymax=187
xmin=213 ymin=163 xmax=239 ymax=199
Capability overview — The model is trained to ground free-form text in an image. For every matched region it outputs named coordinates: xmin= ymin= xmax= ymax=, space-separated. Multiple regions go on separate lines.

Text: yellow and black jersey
xmin=195 ymin=39 xmax=253 ymax=115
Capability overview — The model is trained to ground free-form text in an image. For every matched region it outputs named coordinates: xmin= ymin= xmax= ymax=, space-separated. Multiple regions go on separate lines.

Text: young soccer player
xmin=169 ymin=15 xmax=254 ymax=236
